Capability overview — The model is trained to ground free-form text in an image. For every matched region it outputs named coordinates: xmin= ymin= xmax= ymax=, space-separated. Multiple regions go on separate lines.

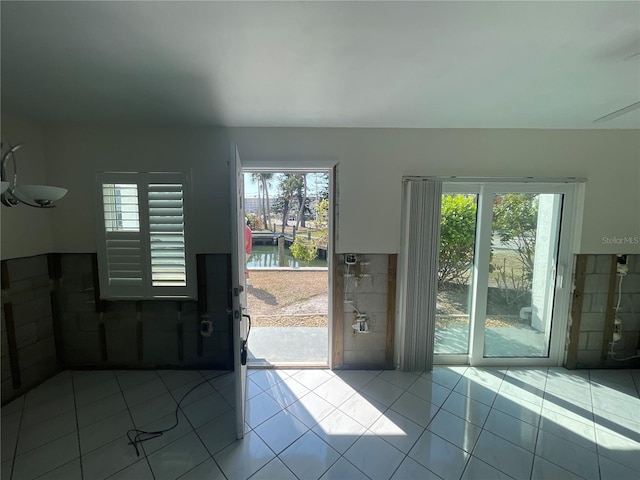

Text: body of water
xmin=247 ymin=244 xmax=327 ymax=268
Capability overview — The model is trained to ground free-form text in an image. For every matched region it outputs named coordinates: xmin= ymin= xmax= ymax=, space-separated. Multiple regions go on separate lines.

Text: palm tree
xmin=251 ymin=173 xmax=273 ymax=229
xmin=295 ymin=173 xmax=308 ymax=229
xmin=277 ymin=174 xmax=299 ymax=234
xmin=260 ymin=173 xmax=273 ymax=230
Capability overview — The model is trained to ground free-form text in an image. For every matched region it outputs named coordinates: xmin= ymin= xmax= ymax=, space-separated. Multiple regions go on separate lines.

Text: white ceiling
xmin=2 ymin=1 xmax=639 ymax=128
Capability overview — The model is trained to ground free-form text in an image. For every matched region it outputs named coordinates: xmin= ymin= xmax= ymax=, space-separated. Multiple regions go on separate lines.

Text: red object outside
xmin=245 ymin=225 xmax=252 ymax=255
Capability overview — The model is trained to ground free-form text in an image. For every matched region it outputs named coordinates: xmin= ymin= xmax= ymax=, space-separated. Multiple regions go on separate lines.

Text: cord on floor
xmin=126 ymin=371 xmax=233 ymax=456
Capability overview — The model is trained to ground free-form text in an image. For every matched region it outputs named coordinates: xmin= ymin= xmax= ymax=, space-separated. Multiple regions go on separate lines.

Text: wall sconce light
xmin=1 ymin=141 xmax=68 ymax=208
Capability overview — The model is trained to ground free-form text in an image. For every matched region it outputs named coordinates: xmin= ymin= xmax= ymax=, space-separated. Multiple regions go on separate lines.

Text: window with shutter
xmin=102 ymin=183 xmax=144 ymax=293
xmin=96 ymin=173 xmax=196 ymax=299
xmin=148 ymin=183 xmax=187 ymax=287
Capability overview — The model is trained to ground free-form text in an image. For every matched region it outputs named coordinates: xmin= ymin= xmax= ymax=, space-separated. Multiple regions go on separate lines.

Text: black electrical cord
xmin=240 ymin=313 xmax=251 ymax=366
xmin=243 ymin=313 xmax=251 ymax=343
xmin=126 ymin=371 xmax=233 ymax=457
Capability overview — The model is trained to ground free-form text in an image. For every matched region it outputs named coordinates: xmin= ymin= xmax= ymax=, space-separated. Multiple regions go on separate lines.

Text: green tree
xmin=289 ymin=237 xmax=318 ymax=264
xmin=314 ymin=198 xmax=329 ymax=248
xmin=493 ymin=193 xmax=539 ymax=282
xmin=315 ymin=172 xmax=330 ymax=201
xmin=439 ymin=195 xmax=477 ymax=285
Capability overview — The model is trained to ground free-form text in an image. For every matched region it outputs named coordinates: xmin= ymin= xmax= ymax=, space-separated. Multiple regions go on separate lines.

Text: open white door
xmin=230 ymin=143 xmax=248 ymax=439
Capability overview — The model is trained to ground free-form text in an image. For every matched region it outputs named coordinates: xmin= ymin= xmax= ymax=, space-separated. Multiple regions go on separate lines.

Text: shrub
xmin=289 ymin=237 xmax=318 ymax=264
xmin=492 ymin=193 xmax=538 ymax=280
xmin=246 ymin=213 xmax=264 ymax=231
xmin=314 ymin=198 xmax=329 ymax=248
xmin=439 ymin=195 xmax=477 ymax=285
xmin=491 ymin=193 xmax=539 ymax=304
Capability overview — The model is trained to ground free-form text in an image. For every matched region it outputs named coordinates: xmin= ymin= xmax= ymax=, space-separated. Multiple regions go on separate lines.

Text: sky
xmin=243 ymin=173 xmax=327 ymax=198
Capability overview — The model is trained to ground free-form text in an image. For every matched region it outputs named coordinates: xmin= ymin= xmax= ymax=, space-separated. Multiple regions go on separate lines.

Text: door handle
xmin=557 ymin=264 xmax=565 ymax=289
xmin=240 ymin=340 xmax=247 ymax=365
xmin=242 ymin=314 xmax=251 ymax=338
xmin=239 ymin=314 xmax=251 ymax=366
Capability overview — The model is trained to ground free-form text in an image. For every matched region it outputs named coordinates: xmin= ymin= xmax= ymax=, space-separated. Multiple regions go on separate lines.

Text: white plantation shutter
xmin=96 ymin=173 xmax=195 ymax=299
xmin=148 ymin=182 xmax=187 ymax=289
xmin=98 ymin=181 xmax=146 ymax=297
xmin=105 ymin=231 xmax=144 ymax=287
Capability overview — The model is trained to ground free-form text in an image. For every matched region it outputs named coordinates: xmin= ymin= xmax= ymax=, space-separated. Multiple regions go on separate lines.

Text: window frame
xmin=95 ymin=171 xmax=197 ymax=300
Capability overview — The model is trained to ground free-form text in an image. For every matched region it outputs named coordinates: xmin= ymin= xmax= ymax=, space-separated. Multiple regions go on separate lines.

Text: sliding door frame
xmin=435 ymin=181 xmax=580 ymax=367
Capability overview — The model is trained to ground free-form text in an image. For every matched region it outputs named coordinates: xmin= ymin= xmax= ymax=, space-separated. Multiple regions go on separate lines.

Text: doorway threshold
xmin=248 ymin=362 xmax=329 ymax=370
xmin=248 ymin=326 xmax=328 ymax=365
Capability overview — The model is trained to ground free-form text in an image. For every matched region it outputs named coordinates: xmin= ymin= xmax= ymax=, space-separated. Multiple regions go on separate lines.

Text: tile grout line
xmin=156 ymin=370 xmax=197 ymax=478
xmin=10 ymin=411 xmax=80 ymax=466
xmin=69 ymin=371 xmax=86 ymax=480
xmin=116 ymin=370 xmax=230 ymax=479
xmin=355 ymin=370 xmax=450 ymax=480
xmin=440 ymin=369 xmax=483 ymax=475
xmin=114 ymin=369 xmax=157 ymax=478
xmin=140 ymin=369 xmax=211 ymax=476
xmin=173 ymin=370 xmax=235 ymax=480
xmin=8 ymin=394 xmax=26 ymax=480
xmin=383 ymin=371 xmax=439 ymax=480
xmin=534 ymin=368 xmax=604 ymax=480
xmin=528 ymin=366 xmax=549 ymax=480
xmin=254 ymin=370 xmax=367 ymax=480
xmin=74 ymin=389 xmax=128 ymax=430
xmin=8 ymin=367 xmax=636 ymax=480
xmin=378 ymin=368 xmax=491 ymax=479
xmin=294 ymin=366 xmax=490 ymax=477
xmin=270 ymin=413 xmax=361 ymax=480
xmin=18 ymin=371 xmax=88 ymax=479
xmin=357 ymin=369 xmax=459 ymax=480
xmin=207 ymin=372 xmax=238 ymax=412
xmin=455 ymin=368 xmax=504 ymax=479
xmin=437 ymin=368 xmax=510 ymax=480
xmin=589 ymin=370 xmax=604 ymax=480
xmin=18 ymin=373 xmax=89 ymax=480
xmin=158 ymin=369 xmax=208 ymax=477
xmin=228 ymin=370 xmax=307 ymax=478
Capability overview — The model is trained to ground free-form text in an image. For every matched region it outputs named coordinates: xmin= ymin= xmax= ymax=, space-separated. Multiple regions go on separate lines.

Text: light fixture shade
xmin=0 ymin=181 xmax=9 ymax=194
xmin=15 ymin=184 xmax=68 ymax=206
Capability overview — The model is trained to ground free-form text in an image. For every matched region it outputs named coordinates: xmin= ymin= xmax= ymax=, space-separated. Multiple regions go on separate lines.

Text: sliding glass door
xmin=435 ymin=190 xmax=478 ymax=356
xmin=435 ymin=183 xmax=576 ymax=366
xmin=483 ymin=192 xmax=562 ymax=357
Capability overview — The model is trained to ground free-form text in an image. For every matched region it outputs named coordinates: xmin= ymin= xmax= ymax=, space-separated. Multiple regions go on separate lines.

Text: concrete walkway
xmin=248 ymin=327 xmax=328 ymax=365
xmin=435 ymin=325 xmax=547 ymax=357
xmin=248 ymin=325 xmax=545 ymax=366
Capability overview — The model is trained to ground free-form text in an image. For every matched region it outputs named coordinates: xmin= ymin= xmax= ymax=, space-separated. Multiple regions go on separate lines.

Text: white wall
xmin=229 ymin=128 xmax=640 ymax=254
xmin=0 ymin=116 xmax=54 ymax=259
xmin=17 ymin=124 xmax=640 ymax=256
xmin=45 ymin=127 xmax=230 ymax=254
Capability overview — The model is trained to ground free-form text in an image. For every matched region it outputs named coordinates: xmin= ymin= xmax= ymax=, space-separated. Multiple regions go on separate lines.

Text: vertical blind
xmin=397 ymin=179 xmax=442 ymax=372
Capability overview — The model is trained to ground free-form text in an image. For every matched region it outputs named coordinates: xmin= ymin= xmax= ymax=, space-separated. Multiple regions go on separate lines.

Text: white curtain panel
xmin=397 ymin=179 xmax=442 ymax=372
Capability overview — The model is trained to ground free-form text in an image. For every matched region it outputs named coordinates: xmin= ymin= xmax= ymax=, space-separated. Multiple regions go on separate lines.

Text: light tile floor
xmin=2 ymin=367 xmax=639 ymax=479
